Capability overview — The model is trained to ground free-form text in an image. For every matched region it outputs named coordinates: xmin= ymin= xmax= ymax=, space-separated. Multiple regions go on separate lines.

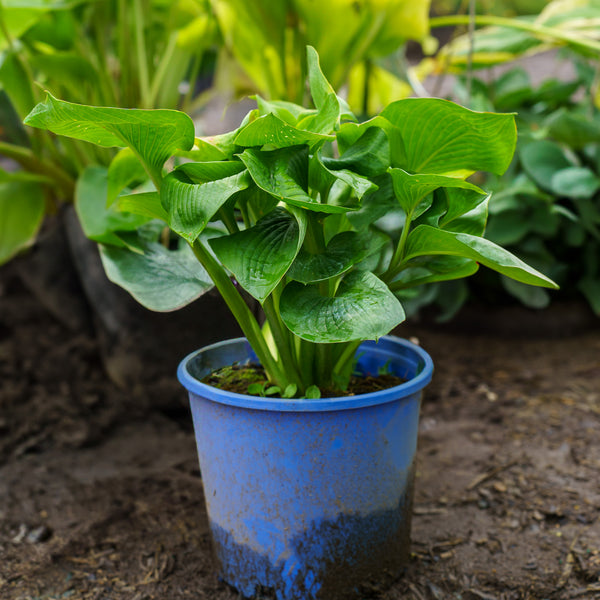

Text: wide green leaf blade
xmin=392 ymin=256 xmax=479 ymax=289
xmin=160 ymin=167 xmax=251 ymax=243
xmin=288 ymin=229 xmax=388 ymax=284
xmin=116 ymin=192 xmax=168 ymax=222
xmin=280 ymin=270 xmax=405 ymax=343
xmin=239 ymin=146 xmax=350 ymax=214
xmin=404 ymin=225 xmax=558 ymax=289
xmin=520 ymin=140 xmax=573 ymax=192
xmin=234 ymin=113 xmax=333 ymax=148
xmin=24 ymin=94 xmax=195 ymax=183
xmin=388 ymin=168 xmax=485 ymax=215
xmin=210 ymin=207 xmax=306 ymax=303
xmin=100 ymin=240 xmax=213 ymax=312
xmin=324 ymin=126 xmax=390 ymax=177
xmin=107 ymin=148 xmax=148 ymax=206
xmin=0 ymin=180 xmax=45 ymax=264
xmin=380 ymin=98 xmax=516 ymax=176
xmin=76 ymin=167 xmax=150 ymax=246
xmin=551 ymin=167 xmax=600 ymax=200
xmin=309 ymin=153 xmax=377 ymax=201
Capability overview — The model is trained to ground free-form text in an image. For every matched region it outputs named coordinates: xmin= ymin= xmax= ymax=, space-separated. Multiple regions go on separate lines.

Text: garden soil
xmin=2 ymin=267 xmax=600 ymax=600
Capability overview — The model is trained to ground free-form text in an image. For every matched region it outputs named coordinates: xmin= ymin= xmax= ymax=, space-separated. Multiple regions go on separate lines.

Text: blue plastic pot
xmin=178 ymin=336 xmax=433 ymax=600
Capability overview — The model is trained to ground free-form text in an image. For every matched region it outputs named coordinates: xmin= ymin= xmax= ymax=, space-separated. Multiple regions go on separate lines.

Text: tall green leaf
xmin=100 ymin=240 xmax=214 ymax=312
xmin=280 ymin=270 xmax=405 ymax=343
xmin=160 ymin=167 xmax=251 ymax=243
xmin=210 ymin=207 xmax=306 ymax=303
xmin=381 ymin=99 xmax=517 ymax=176
xmin=24 ymin=94 xmax=195 ymax=183
xmin=239 ymin=146 xmax=351 ymax=214
xmin=75 ymin=166 xmax=150 ymax=246
xmin=0 ymin=180 xmax=45 ymax=264
xmin=404 ymin=225 xmax=558 ymax=288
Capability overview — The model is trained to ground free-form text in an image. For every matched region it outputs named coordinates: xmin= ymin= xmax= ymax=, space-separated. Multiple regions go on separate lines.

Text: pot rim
xmin=177 ymin=335 xmax=433 ymax=412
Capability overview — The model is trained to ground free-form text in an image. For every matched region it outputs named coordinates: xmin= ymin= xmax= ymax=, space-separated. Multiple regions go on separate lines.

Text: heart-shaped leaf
xmin=210 ymin=207 xmax=306 ymax=303
xmin=24 ymin=94 xmax=195 ymax=183
xmin=107 ymin=148 xmax=149 ymax=206
xmin=392 ymin=256 xmax=479 ymax=288
xmin=551 ymin=167 xmax=600 ymax=200
xmin=0 ymin=180 xmax=44 ymax=264
xmin=288 ymin=229 xmax=388 ymax=283
xmin=76 ymin=167 xmax=150 ymax=246
xmin=381 ymin=98 xmax=516 ymax=176
xmin=404 ymin=225 xmax=558 ymax=288
xmin=239 ymin=146 xmax=350 ymax=214
xmin=324 ymin=126 xmax=390 ymax=177
xmin=388 ymin=168 xmax=486 ymax=216
xmin=520 ymin=140 xmax=573 ymax=192
xmin=234 ymin=113 xmax=333 ymax=148
xmin=160 ymin=167 xmax=251 ymax=242
xmin=100 ymin=240 xmax=213 ymax=312
xmin=116 ymin=192 xmax=168 ymax=222
xmin=280 ymin=270 xmax=405 ymax=343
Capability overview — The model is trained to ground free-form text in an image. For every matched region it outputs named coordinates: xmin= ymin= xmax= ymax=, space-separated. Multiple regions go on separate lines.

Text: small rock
xmin=26 ymin=524 xmax=52 ymax=544
xmin=11 ymin=524 xmax=28 ymax=544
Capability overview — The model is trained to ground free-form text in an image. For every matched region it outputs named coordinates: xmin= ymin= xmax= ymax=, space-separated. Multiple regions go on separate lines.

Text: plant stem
xmin=0 ymin=140 xmax=75 ymax=197
xmin=429 ymin=14 xmax=600 ymax=55
xmin=262 ymin=294 xmax=303 ymax=389
xmin=148 ymin=33 xmax=178 ymax=108
xmin=384 ymin=211 xmax=413 ymax=282
xmin=190 ymin=240 xmax=289 ymax=389
xmin=133 ymin=0 xmax=151 ymax=107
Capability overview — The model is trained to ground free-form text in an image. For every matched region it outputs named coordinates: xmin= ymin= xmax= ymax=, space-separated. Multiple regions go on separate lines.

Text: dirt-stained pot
xmin=177 ymin=336 xmax=433 ymax=600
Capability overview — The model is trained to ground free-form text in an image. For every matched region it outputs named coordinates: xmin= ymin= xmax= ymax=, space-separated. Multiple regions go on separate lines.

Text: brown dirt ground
xmin=1 ymin=267 xmax=600 ymax=600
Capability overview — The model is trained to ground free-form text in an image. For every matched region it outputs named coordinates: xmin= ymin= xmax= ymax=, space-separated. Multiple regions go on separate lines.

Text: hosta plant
xmin=24 ymin=47 xmax=557 ymax=397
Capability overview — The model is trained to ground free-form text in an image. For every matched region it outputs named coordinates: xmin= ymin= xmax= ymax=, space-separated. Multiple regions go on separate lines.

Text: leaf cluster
xmin=24 ymin=46 xmax=557 ymax=396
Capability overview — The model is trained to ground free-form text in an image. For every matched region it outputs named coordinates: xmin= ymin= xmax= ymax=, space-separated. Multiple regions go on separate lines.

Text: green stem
xmin=0 ymin=140 xmax=75 ymax=197
xmin=190 ymin=240 xmax=289 ymax=389
xmin=429 ymin=14 xmax=600 ymax=55
xmin=148 ymin=33 xmax=178 ymax=108
xmin=332 ymin=341 xmax=361 ymax=381
xmin=262 ymin=295 xmax=303 ymax=390
xmin=384 ymin=211 xmax=413 ymax=282
xmin=133 ymin=0 xmax=151 ymax=107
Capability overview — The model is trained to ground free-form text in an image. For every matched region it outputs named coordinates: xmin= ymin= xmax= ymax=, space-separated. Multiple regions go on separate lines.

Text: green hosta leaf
xmin=440 ymin=189 xmax=490 ymax=236
xmin=520 ymin=140 xmax=573 ymax=192
xmin=579 ymin=278 xmax=600 ymax=315
xmin=76 ymin=167 xmax=150 ymax=246
xmin=280 ymin=270 xmax=405 ymax=343
xmin=547 ymin=109 xmax=600 ymax=149
xmin=296 ymin=46 xmax=340 ymax=135
xmin=175 ymin=132 xmax=240 ymax=161
xmin=551 ymin=167 xmax=600 ymax=200
xmin=30 ymin=53 xmax=99 ymax=102
xmin=388 ymin=168 xmax=486 ymax=216
xmin=347 ymin=174 xmax=396 ymax=230
xmin=0 ymin=180 xmax=45 ymax=264
xmin=107 ymin=148 xmax=149 ymax=206
xmin=392 ymin=256 xmax=478 ymax=289
xmin=254 ymin=95 xmax=310 ymax=123
xmin=324 ymin=126 xmax=390 ymax=177
xmin=100 ymin=240 xmax=213 ymax=312
xmin=404 ymin=225 xmax=558 ymax=289
xmin=210 ymin=207 xmax=306 ymax=303
xmin=239 ymin=146 xmax=350 ymax=214
xmin=177 ymin=161 xmax=246 ymax=183
xmin=160 ymin=167 xmax=251 ymax=243
xmin=116 ymin=192 xmax=168 ymax=222
xmin=24 ymin=94 xmax=195 ymax=183
xmin=380 ymin=98 xmax=516 ymax=177
xmin=0 ymin=51 xmax=35 ymax=119
xmin=309 ymin=153 xmax=377 ymax=201
xmin=501 ymin=276 xmax=550 ymax=310
xmin=288 ymin=229 xmax=388 ymax=284
xmin=234 ymin=113 xmax=333 ymax=148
